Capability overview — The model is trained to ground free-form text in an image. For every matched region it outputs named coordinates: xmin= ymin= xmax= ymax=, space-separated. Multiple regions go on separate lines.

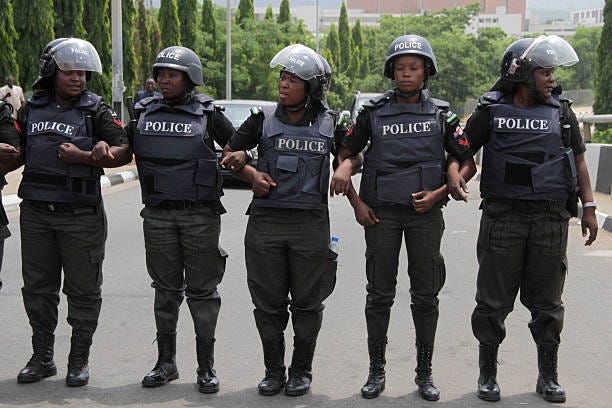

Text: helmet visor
xmin=51 ymin=38 xmax=103 ymax=74
xmin=520 ymin=35 xmax=579 ymax=69
xmin=269 ymin=44 xmax=325 ymax=81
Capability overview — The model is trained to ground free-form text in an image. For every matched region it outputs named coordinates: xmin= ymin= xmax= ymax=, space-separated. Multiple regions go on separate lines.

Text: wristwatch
xmin=582 ymin=201 xmax=597 ymax=209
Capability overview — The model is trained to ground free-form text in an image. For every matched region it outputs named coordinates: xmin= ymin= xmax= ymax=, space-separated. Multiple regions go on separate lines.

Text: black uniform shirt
xmin=463 ymin=101 xmax=586 ymax=157
xmin=342 ymin=91 xmax=471 ymax=163
xmin=17 ymin=92 xmax=127 ymax=148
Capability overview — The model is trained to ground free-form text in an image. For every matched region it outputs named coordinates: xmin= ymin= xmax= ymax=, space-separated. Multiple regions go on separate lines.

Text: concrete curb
xmin=472 ymin=171 xmax=612 ymax=233
xmin=3 ymin=168 xmax=139 ymax=213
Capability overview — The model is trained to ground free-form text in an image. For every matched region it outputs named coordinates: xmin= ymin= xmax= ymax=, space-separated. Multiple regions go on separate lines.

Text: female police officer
xmin=130 ymin=46 xmax=237 ymax=393
xmin=221 ymin=44 xmax=354 ymax=397
xmin=330 ymin=35 xmax=475 ymax=401
xmin=16 ymin=38 xmax=131 ymax=386
xmin=450 ymin=35 xmax=598 ymax=403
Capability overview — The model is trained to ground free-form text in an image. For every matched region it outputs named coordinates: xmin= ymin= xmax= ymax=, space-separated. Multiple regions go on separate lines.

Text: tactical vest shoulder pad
xmin=137 ymin=95 xmax=162 ymax=109
xmin=0 ymin=100 xmax=11 ymax=114
xmin=78 ymin=91 xmax=103 ymax=112
xmin=193 ymin=93 xmax=214 ymax=105
xmin=430 ymin=97 xmax=450 ymax=111
xmin=477 ymin=90 xmax=504 ymax=108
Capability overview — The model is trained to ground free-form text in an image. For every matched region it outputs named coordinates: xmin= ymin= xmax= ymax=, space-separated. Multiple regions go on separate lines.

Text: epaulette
xmin=249 ymin=106 xmax=263 ymax=115
xmin=445 ymin=110 xmax=459 ymax=125
xmin=214 ymin=104 xmax=225 ymax=112
xmin=560 ymin=97 xmax=573 ymax=107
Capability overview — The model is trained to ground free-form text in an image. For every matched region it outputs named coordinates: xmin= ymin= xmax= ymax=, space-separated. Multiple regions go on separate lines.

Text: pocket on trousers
xmin=319 ymin=249 xmax=338 ymax=302
xmin=431 ymin=253 xmax=446 ymax=293
xmin=216 ymin=246 xmax=228 ymax=279
xmin=89 ymin=248 xmax=105 ymax=287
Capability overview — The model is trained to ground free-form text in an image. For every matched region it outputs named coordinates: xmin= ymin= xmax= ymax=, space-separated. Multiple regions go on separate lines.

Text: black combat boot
xmin=478 ymin=344 xmax=500 ymax=402
xmin=142 ymin=332 xmax=179 ymax=387
xmin=17 ymin=333 xmax=57 ymax=383
xmin=196 ymin=336 xmax=219 ymax=393
xmin=415 ymin=342 xmax=440 ymax=401
xmin=536 ymin=344 xmax=566 ymax=403
xmin=361 ymin=337 xmax=387 ymax=399
xmin=258 ymin=337 xmax=286 ymax=396
xmin=285 ymin=340 xmax=315 ymax=397
xmin=65 ymin=333 xmax=92 ymax=387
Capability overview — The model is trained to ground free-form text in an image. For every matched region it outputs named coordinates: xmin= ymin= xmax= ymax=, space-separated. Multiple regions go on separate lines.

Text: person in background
xmin=0 ymin=75 xmax=26 ymax=118
xmin=134 ymin=78 xmax=161 ymax=104
xmin=449 ymin=35 xmax=598 ymax=403
xmin=0 ymin=100 xmax=22 ymax=290
xmin=330 ymin=35 xmax=476 ymax=401
xmin=15 ymin=37 xmax=131 ymax=387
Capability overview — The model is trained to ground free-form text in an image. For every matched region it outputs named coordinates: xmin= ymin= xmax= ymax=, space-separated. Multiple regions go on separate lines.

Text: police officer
xmin=330 ymin=35 xmax=475 ymax=401
xmin=16 ymin=38 xmax=131 ymax=386
xmin=221 ymin=44 xmax=355 ymax=397
xmin=0 ymin=101 xmax=22 ymax=291
xmin=131 ymin=46 xmax=237 ymax=393
xmin=452 ymin=35 xmax=598 ymax=403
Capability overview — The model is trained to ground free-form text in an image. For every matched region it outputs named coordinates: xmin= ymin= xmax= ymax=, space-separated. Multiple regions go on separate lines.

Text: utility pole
xmin=226 ymin=0 xmax=232 ymax=100
xmin=111 ymin=0 xmax=124 ymax=119
xmin=315 ymin=0 xmax=320 ymax=52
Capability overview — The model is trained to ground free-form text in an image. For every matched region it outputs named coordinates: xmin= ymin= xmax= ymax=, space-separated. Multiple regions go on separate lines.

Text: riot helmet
xmin=153 ymin=46 xmax=203 ymax=86
xmin=270 ymin=44 xmax=332 ymax=102
xmin=500 ymin=35 xmax=579 ymax=83
xmin=384 ymin=35 xmax=438 ymax=79
xmin=33 ymin=38 xmax=102 ymax=90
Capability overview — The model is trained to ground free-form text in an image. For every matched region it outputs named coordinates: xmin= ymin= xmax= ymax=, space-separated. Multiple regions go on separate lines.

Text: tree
xmin=324 ymin=23 xmax=340 ymax=72
xmin=351 ymin=18 xmax=363 ymax=53
xmin=159 ymin=0 xmax=181 ymax=48
xmin=122 ymin=0 xmax=138 ymax=96
xmin=135 ymin=0 xmax=152 ymax=87
xmin=13 ymin=0 xmax=54 ymax=92
xmin=54 ymin=0 xmax=87 ymax=38
xmin=178 ymin=0 xmax=197 ymax=50
xmin=0 ymin=0 xmax=19 ymax=85
xmin=83 ymin=0 xmax=112 ymax=101
xmin=338 ymin=1 xmax=351 ymax=72
xmin=593 ymin=0 xmax=612 ymax=132
xmin=201 ymin=0 xmax=217 ymax=58
xmin=265 ymin=5 xmax=274 ymax=21
xmin=570 ymin=26 xmax=601 ymax=89
xmin=278 ymin=0 xmax=290 ymax=24
xmin=236 ymin=0 xmax=254 ymax=28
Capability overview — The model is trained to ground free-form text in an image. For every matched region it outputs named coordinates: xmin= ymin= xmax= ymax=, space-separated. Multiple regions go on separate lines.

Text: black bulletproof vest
xmin=360 ymin=91 xmax=446 ymax=208
xmin=480 ymin=92 xmax=576 ymax=201
xmin=252 ymin=106 xmax=335 ymax=210
xmin=18 ymin=91 xmax=103 ymax=204
xmin=133 ymin=95 xmax=220 ymax=206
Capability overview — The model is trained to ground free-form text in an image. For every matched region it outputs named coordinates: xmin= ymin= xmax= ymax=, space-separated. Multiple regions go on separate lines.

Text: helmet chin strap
xmin=526 ymin=75 xmax=547 ymax=104
xmin=394 ymin=86 xmax=420 ymax=99
xmin=285 ymin=95 xmax=310 ymax=112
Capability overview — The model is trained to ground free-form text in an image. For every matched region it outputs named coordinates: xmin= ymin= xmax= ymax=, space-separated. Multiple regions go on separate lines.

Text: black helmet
xmin=384 ymin=35 xmax=438 ymax=79
xmin=500 ymin=35 xmax=579 ymax=83
xmin=33 ymin=38 xmax=102 ymax=90
xmin=153 ymin=46 xmax=203 ymax=86
xmin=269 ymin=44 xmax=332 ymax=102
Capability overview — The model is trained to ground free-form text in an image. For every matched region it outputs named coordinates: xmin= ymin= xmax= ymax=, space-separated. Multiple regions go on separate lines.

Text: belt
xmin=485 ymin=198 xmax=565 ymax=212
xmin=24 ymin=200 xmax=98 ymax=214
xmin=154 ymin=200 xmax=212 ymax=210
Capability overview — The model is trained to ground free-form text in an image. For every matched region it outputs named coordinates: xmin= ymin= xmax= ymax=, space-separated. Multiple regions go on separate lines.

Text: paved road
xmin=0 ymin=178 xmax=610 ymax=407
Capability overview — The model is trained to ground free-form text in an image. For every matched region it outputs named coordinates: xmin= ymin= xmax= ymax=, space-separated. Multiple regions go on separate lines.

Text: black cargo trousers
xmin=364 ymin=205 xmax=446 ymax=344
xmin=20 ymin=201 xmax=107 ymax=339
xmin=471 ymin=199 xmax=569 ymax=346
xmin=245 ymin=207 xmax=337 ymax=344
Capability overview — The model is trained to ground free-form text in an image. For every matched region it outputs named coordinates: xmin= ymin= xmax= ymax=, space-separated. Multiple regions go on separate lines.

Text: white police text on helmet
xmin=157 ymin=51 xmax=181 ymax=61
xmin=395 ymin=40 xmax=423 ymax=52
xmin=288 ymin=56 xmax=305 ymax=67
xmin=70 ymin=48 xmax=89 ymax=56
